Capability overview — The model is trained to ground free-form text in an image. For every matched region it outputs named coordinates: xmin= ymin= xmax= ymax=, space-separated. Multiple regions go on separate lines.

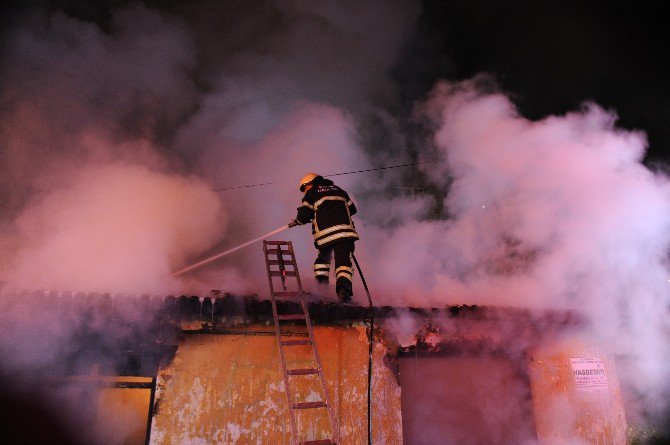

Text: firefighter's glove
xmin=288 ymin=219 xmax=300 ymax=228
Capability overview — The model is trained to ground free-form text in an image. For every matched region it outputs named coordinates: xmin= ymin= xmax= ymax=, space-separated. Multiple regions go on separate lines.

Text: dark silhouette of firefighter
xmin=289 ymin=173 xmax=358 ymax=303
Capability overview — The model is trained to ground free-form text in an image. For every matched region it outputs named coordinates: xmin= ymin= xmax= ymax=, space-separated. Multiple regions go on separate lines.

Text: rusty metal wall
xmin=528 ymin=336 xmax=628 ymax=444
xmin=149 ymin=325 xmax=402 ymax=444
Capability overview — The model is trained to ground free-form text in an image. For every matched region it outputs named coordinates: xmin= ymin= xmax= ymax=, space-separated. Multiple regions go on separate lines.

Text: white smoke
xmin=6 ymin=162 xmax=225 ymax=294
xmin=358 ymin=78 xmax=670 ymax=425
xmin=0 ymin=5 xmax=232 ymax=294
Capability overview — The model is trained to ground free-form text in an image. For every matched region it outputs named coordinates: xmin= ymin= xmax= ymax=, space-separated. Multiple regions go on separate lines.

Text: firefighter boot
xmin=316 ymin=275 xmax=329 ymax=284
xmin=336 ymin=283 xmax=352 ymax=304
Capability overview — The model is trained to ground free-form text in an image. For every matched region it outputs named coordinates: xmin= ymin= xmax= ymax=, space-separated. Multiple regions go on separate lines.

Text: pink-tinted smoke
xmin=0 ymin=5 xmax=232 ymax=295
xmin=5 ymin=163 xmax=225 ymax=294
xmin=356 ymin=78 xmax=670 ymax=421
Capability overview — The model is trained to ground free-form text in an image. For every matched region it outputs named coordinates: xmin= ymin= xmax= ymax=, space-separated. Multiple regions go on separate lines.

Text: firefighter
xmin=289 ymin=173 xmax=358 ymax=303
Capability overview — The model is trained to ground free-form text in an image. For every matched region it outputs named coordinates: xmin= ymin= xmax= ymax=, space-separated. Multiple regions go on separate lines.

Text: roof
xmin=1 ymin=289 xmax=582 ymax=376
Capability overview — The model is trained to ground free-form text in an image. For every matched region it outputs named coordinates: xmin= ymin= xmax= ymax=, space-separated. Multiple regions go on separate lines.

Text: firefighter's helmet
xmin=299 ymin=173 xmax=319 ymax=192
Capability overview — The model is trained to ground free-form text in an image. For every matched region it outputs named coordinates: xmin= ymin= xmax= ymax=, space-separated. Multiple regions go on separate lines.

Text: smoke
xmin=0 ymin=0 xmax=420 ymax=287
xmin=365 ymin=79 xmax=670 ymax=310
xmin=360 ymin=78 xmax=670 ymax=432
xmin=164 ymin=0 xmax=420 ymax=288
xmin=0 ymin=3 xmax=223 ymax=294
xmin=5 ymin=163 xmax=225 ymax=293
xmin=0 ymin=1 xmax=420 ymax=441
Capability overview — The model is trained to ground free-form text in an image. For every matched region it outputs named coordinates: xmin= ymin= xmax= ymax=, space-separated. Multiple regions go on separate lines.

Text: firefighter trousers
xmin=313 ymin=240 xmax=355 ymax=291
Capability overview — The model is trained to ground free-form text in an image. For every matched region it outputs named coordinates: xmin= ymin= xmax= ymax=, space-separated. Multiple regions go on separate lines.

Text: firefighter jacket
xmin=294 ymin=177 xmax=359 ymax=248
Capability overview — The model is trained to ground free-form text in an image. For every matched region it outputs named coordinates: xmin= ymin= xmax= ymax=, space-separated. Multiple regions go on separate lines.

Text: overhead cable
xmin=212 ymin=162 xmax=426 ymax=192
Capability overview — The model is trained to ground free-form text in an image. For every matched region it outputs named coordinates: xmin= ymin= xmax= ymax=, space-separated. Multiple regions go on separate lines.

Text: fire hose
xmin=352 ymin=253 xmax=374 ymax=445
xmin=173 ymin=224 xmax=291 ymax=276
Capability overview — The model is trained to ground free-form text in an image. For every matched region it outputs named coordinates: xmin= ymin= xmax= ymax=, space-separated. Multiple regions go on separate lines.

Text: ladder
xmin=263 ymin=240 xmax=340 ymax=445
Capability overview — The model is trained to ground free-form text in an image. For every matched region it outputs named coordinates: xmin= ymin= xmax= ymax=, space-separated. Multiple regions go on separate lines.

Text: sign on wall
xmin=570 ymin=357 xmax=608 ymax=392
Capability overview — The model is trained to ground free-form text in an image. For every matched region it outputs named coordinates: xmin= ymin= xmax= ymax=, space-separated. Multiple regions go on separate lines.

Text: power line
xmin=212 ymin=162 xmax=426 ymax=192
xmin=324 ymin=162 xmax=426 ymax=178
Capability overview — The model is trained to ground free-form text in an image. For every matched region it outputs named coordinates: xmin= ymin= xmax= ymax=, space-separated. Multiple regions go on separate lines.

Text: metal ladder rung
xmin=269 ymin=270 xmax=298 ymax=277
xmin=292 ymin=401 xmax=327 ymax=409
xmin=286 ymin=368 xmax=318 ymax=376
xmin=281 ymin=339 xmax=311 ymax=346
xmin=279 ymin=331 xmax=309 ymax=337
xmin=268 ymin=259 xmax=297 ymax=266
xmin=263 ymin=240 xmax=339 ymax=444
xmin=278 ymin=314 xmax=306 ymax=321
xmin=274 ymin=291 xmax=301 ymax=298
xmin=265 ymin=248 xmax=292 ymax=255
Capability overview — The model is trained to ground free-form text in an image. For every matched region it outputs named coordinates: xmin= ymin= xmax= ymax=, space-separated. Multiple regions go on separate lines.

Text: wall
xmin=94 ymin=382 xmax=152 ymax=445
xmin=528 ymin=336 xmax=628 ymax=444
xmin=147 ymin=312 xmax=629 ymax=444
xmin=149 ymin=325 xmax=402 ymax=444
xmin=399 ymin=355 xmax=536 ymax=445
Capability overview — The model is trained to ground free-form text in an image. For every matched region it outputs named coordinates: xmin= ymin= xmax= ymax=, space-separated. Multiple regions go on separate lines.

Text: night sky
xmin=395 ymin=1 xmax=670 ymax=164
xmin=2 ymin=0 xmax=669 ymax=163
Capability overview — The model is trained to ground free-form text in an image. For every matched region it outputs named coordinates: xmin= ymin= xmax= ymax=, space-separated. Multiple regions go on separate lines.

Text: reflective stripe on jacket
xmin=295 ymin=178 xmax=359 ymax=247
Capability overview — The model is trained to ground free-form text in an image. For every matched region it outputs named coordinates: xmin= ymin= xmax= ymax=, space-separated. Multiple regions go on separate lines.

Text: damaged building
xmin=3 ymin=1 xmax=670 ymax=444
xmin=0 ymin=283 xmax=628 ymax=444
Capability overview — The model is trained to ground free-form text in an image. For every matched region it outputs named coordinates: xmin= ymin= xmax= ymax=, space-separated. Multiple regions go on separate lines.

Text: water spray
xmin=173 ymin=225 xmax=292 ymax=276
